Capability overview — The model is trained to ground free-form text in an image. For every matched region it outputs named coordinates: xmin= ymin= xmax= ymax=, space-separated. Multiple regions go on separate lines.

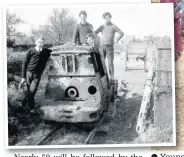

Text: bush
xmin=8 ymin=81 xmax=42 ymax=145
xmin=7 ymin=51 xmax=26 ymax=76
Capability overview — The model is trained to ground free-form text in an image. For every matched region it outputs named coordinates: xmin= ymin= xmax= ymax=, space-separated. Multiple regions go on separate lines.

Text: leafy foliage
xmin=6 ymin=10 xmax=25 ymax=39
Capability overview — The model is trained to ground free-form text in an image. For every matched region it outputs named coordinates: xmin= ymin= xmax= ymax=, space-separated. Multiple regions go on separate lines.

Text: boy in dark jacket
xmin=21 ymin=36 xmax=52 ymax=112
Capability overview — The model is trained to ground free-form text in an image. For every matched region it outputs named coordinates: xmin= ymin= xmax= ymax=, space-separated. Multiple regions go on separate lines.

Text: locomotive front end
xmin=40 ymin=46 xmax=105 ymax=123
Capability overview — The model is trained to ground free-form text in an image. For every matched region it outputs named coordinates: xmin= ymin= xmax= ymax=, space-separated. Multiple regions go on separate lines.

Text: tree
xmin=14 ymin=35 xmax=33 ymax=45
xmin=29 ymin=28 xmax=55 ymax=44
xmin=39 ymin=8 xmax=77 ymax=44
xmin=6 ymin=10 xmax=25 ymax=48
xmin=6 ymin=10 xmax=24 ymax=39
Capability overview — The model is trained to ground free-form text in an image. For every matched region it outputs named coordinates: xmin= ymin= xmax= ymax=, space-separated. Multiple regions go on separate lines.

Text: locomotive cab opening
xmin=40 ymin=46 xmax=117 ymax=123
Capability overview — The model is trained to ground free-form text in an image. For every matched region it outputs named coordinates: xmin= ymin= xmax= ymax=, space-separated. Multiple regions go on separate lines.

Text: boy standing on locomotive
xmin=72 ymin=10 xmax=94 ymax=46
xmin=21 ymin=36 xmax=52 ymax=113
xmin=95 ymin=12 xmax=124 ymax=79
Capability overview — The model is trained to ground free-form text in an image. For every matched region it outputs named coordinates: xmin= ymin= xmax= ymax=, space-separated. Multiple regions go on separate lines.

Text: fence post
xmin=153 ymin=36 xmax=173 ymax=127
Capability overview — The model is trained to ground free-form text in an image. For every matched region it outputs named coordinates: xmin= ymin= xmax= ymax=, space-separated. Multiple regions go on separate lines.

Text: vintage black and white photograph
xmin=5 ymin=4 xmax=175 ymax=148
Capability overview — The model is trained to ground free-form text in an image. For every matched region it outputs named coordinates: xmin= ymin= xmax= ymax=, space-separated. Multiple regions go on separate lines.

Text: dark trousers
xmin=102 ymin=44 xmax=114 ymax=78
xmin=26 ymin=71 xmax=41 ymax=109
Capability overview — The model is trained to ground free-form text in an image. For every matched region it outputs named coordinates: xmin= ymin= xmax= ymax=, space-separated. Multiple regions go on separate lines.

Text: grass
xmin=133 ymin=124 xmax=173 ymax=144
xmin=7 ymin=49 xmax=26 ymax=76
xmin=8 ymin=85 xmax=43 ymax=146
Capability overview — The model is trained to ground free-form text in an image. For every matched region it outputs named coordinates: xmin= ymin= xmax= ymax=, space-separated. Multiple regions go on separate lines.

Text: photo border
xmin=3 ymin=3 xmax=176 ymax=149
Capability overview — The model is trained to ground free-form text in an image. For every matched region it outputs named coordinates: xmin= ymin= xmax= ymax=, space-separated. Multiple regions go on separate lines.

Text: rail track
xmin=35 ymin=115 xmax=106 ymax=145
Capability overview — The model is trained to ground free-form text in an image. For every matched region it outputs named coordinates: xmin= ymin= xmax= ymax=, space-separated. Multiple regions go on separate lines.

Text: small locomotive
xmin=40 ymin=45 xmax=118 ymax=123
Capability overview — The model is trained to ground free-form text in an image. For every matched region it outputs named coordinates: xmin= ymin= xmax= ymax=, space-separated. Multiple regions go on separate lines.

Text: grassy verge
xmin=133 ymin=124 xmax=173 ymax=144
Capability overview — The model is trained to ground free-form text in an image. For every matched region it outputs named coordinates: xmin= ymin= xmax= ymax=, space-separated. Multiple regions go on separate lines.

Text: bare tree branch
xmin=28 ymin=8 xmax=76 ymax=45
xmin=42 ymin=8 xmax=77 ymax=44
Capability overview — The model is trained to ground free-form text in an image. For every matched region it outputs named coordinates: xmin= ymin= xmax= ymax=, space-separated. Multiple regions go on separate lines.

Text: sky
xmin=7 ymin=3 xmax=174 ymax=38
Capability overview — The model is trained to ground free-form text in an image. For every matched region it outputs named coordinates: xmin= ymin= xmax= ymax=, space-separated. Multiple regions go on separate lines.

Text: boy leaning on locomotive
xmin=20 ymin=11 xmax=124 ymax=113
xmin=21 ymin=36 xmax=52 ymax=113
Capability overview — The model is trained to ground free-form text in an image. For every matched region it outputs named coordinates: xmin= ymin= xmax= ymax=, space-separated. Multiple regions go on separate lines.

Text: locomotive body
xmin=40 ymin=45 xmax=117 ymax=123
